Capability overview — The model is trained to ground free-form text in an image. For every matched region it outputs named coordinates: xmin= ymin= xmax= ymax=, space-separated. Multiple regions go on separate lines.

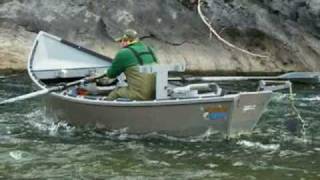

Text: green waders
xmin=107 ymin=66 xmax=155 ymax=100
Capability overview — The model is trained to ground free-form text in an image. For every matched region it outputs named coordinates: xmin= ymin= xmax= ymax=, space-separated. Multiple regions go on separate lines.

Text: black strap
xmin=127 ymin=45 xmax=157 ymax=65
xmin=127 ymin=46 xmax=144 ymax=65
xmin=147 ymin=46 xmax=157 ymax=63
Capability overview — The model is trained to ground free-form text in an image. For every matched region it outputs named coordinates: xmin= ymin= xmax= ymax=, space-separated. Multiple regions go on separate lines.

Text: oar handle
xmin=54 ymin=73 xmax=107 ymax=90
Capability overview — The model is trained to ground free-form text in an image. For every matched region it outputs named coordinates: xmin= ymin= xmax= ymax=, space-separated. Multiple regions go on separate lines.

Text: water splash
xmin=237 ymin=140 xmax=280 ymax=151
xmin=24 ymin=109 xmax=75 ymax=136
xmin=9 ymin=151 xmax=30 ymax=161
xmin=99 ymin=127 xmax=223 ymax=142
xmin=271 ymin=93 xmax=290 ymax=103
xmin=9 ymin=151 xmax=24 ymax=160
xmin=298 ymin=96 xmax=320 ymax=102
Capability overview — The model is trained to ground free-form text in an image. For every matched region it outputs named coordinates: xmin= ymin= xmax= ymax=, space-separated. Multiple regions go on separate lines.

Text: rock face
xmin=0 ymin=0 xmax=319 ymax=74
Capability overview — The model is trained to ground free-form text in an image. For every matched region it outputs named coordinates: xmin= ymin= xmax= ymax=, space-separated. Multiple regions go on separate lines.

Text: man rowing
xmin=99 ymin=29 xmax=158 ymax=100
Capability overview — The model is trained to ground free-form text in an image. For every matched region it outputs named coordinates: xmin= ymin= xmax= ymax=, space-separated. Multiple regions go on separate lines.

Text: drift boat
xmin=27 ymin=31 xmax=290 ymax=137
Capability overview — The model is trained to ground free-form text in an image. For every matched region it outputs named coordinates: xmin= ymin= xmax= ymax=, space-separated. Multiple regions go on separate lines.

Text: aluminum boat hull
xmin=43 ymin=92 xmax=272 ymax=137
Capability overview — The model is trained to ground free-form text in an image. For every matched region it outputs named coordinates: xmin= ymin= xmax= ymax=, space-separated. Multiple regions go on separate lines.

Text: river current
xmin=0 ymin=73 xmax=319 ymax=179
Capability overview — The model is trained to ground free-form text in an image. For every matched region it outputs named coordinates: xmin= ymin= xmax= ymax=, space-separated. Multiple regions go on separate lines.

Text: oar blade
xmin=278 ymin=72 xmax=320 ymax=83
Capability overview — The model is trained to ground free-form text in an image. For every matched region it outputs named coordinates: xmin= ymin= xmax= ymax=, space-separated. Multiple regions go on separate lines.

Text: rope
xmin=288 ymin=85 xmax=308 ymax=142
xmin=197 ymin=0 xmax=268 ymax=58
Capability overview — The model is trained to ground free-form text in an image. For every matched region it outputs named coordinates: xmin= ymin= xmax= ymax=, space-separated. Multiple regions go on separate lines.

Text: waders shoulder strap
xmin=147 ymin=46 xmax=157 ymax=63
xmin=127 ymin=45 xmax=157 ymax=65
xmin=127 ymin=46 xmax=144 ymax=65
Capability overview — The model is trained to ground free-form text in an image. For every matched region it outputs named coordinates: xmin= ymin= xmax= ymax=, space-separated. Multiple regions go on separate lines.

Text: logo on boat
xmin=202 ymin=105 xmax=228 ymax=121
xmin=242 ymin=105 xmax=257 ymax=112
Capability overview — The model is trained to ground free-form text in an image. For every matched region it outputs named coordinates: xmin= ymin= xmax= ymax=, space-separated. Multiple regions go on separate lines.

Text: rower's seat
xmin=138 ymin=64 xmax=185 ymax=99
xmin=139 ymin=64 xmax=223 ymax=99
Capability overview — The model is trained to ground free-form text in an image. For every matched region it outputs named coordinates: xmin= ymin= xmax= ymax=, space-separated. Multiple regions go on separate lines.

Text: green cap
xmin=115 ymin=29 xmax=139 ymax=42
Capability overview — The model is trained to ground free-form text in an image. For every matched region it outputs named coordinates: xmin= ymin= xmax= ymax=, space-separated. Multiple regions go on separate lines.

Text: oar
xmin=0 ymin=74 xmax=105 ymax=105
xmin=169 ymin=72 xmax=320 ymax=84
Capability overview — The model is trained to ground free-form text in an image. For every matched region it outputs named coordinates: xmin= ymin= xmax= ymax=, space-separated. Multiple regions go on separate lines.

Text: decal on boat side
xmin=242 ymin=105 xmax=257 ymax=112
xmin=202 ymin=105 xmax=228 ymax=121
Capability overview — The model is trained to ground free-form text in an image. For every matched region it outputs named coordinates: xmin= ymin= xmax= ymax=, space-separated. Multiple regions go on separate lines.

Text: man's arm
xmin=148 ymin=46 xmax=158 ymax=63
xmin=106 ymin=50 xmax=127 ymax=78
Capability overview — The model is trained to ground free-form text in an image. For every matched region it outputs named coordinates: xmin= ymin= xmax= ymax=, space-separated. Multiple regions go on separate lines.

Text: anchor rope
xmin=197 ymin=0 xmax=268 ymax=58
xmin=288 ymin=85 xmax=308 ymax=141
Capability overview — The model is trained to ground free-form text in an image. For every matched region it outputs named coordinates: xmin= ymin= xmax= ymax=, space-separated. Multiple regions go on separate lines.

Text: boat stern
xmin=227 ymin=91 xmax=273 ymax=137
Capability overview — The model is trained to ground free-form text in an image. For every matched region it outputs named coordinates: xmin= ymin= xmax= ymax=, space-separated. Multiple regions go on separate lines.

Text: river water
xmin=0 ymin=73 xmax=319 ymax=179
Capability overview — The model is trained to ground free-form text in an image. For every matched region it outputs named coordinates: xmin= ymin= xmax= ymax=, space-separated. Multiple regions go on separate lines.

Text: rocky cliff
xmin=0 ymin=0 xmax=319 ymax=74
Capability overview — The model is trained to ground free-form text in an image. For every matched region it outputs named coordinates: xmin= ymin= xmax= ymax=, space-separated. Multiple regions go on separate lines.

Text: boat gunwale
xmin=47 ymin=90 xmax=273 ymax=107
xmin=48 ymin=92 xmax=238 ymax=107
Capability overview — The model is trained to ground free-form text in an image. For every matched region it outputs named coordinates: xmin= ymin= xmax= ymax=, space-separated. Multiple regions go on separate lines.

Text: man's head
xmin=116 ymin=29 xmax=139 ymax=47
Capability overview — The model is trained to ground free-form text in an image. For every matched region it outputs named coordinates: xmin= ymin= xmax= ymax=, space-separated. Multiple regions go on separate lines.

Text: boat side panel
xmin=44 ymin=96 xmax=234 ymax=137
xmin=228 ymin=92 xmax=273 ymax=137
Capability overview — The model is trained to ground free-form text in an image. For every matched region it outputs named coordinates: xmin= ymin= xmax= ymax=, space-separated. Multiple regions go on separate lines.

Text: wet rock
xmin=0 ymin=22 xmax=35 ymax=70
xmin=0 ymin=0 xmax=319 ymax=73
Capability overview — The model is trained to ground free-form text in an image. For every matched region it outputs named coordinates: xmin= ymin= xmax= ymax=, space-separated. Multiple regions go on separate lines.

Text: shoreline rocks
xmin=0 ymin=0 xmax=319 ymax=74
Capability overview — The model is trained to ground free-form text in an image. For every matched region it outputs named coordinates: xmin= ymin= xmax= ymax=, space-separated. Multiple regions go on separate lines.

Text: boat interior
xmin=34 ymin=64 xmax=293 ymax=102
xmin=28 ymin=31 xmax=292 ymax=102
xmin=37 ymin=64 xmax=226 ymax=101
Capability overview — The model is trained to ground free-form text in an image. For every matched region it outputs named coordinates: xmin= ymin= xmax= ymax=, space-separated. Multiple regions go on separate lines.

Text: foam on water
xmin=272 ymin=165 xmax=307 ymax=173
xmin=280 ymin=134 xmax=314 ymax=145
xmin=100 ymin=127 xmax=222 ymax=142
xmin=9 ymin=151 xmax=25 ymax=161
xmin=279 ymin=150 xmax=306 ymax=158
xmin=299 ymin=96 xmax=320 ymax=101
xmin=271 ymin=93 xmax=290 ymax=102
xmin=234 ymin=161 xmax=247 ymax=168
xmin=271 ymin=92 xmax=320 ymax=105
xmin=237 ymin=140 xmax=280 ymax=151
xmin=206 ymin=163 xmax=219 ymax=168
xmin=23 ymin=109 xmax=75 ymax=136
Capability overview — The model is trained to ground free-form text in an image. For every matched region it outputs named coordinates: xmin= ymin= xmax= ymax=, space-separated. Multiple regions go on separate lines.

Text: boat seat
xmin=139 ymin=64 xmax=185 ymax=100
xmin=169 ymin=83 xmax=223 ymax=98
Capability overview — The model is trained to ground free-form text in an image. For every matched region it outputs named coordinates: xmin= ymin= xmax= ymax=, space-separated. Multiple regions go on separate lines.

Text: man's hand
xmin=57 ymin=82 xmax=68 ymax=89
xmin=95 ymin=72 xmax=107 ymax=79
xmin=96 ymin=77 xmax=117 ymax=86
xmin=85 ymin=72 xmax=106 ymax=82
